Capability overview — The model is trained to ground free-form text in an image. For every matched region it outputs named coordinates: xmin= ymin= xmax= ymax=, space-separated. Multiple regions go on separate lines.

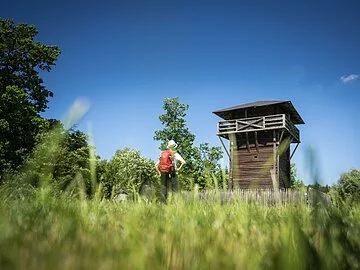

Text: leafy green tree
xmin=96 ymin=159 xmax=107 ymax=183
xmin=290 ymin=163 xmax=305 ymax=189
xmin=154 ymin=97 xmax=198 ymax=188
xmin=332 ymin=169 xmax=360 ymax=207
xmin=154 ymin=97 xmax=196 ymax=161
xmin=0 ymin=18 xmax=60 ymax=176
xmin=198 ymin=143 xmax=227 ymax=189
xmin=102 ymin=148 xmax=158 ymax=199
xmin=0 ymin=86 xmax=44 ymax=175
xmin=53 ymin=130 xmax=92 ymax=194
xmin=154 ymin=97 xmax=224 ymax=190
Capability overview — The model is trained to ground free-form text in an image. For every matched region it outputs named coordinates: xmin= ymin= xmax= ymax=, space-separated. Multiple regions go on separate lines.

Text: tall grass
xmin=0 ymin=187 xmax=359 ymax=269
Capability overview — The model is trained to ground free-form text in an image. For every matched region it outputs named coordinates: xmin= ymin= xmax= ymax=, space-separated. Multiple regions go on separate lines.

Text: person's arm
xmin=155 ymin=160 xmax=161 ymax=176
xmin=174 ymin=152 xmax=186 ymax=170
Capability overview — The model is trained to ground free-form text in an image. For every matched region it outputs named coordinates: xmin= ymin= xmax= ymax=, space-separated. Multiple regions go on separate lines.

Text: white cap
xmin=167 ymin=140 xmax=178 ymax=149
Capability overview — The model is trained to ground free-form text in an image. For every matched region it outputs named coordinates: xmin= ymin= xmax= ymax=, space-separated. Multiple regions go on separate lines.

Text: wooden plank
xmin=254 ymin=131 xmax=259 ymax=153
xmin=237 ymin=118 xmax=263 ymax=125
xmin=233 ymin=176 xmax=273 ymax=181
xmin=219 ymin=121 xmax=236 ymax=125
xmin=219 ymin=126 xmax=236 ymax=129
xmin=290 ymin=143 xmax=299 ymax=159
xmin=265 ymin=122 xmax=283 ymax=126
xmin=234 ymin=166 xmax=273 ymax=170
xmin=233 ymin=177 xmax=272 ymax=181
xmin=237 ymin=117 xmax=264 ymax=128
xmin=218 ymin=136 xmax=231 ymax=161
xmin=265 ymin=119 xmax=283 ymax=123
xmin=245 ymin=132 xmax=251 ymax=153
xmin=233 ymin=183 xmax=273 ymax=187
xmin=219 ymin=120 xmax=236 ymax=124
xmin=219 ymin=127 xmax=237 ymax=130
xmin=272 ymin=130 xmax=278 ymax=189
xmin=219 ymin=124 xmax=237 ymax=128
xmin=234 ymin=170 xmax=273 ymax=173
xmin=279 ymin=130 xmax=284 ymax=143
xmin=276 ymin=144 xmax=280 ymax=189
xmin=233 ymin=179 xmax=274 ymax=184
xmin=233 ymin=183 xmax=274 ymax=189
xmin=279 ymin=147 xmax=290 ymax=188
xmin=218 ymin=126 xmax=290 ymax=135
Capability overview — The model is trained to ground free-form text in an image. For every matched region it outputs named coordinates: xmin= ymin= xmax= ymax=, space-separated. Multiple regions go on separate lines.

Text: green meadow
xmin=1 ymin=187 xmax=359 ymax=270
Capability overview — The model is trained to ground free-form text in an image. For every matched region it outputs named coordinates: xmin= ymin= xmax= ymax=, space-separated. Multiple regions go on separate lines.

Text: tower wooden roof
xmin=213 ymin=100 xmax=305 ymax=124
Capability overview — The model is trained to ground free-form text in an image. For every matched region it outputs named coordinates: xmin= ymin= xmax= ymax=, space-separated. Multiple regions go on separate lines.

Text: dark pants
xmin=160 ymin=172 xmax=179 ymax=201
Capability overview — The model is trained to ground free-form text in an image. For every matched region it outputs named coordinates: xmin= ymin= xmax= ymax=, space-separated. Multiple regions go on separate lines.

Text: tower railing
xmin=217 ymin=114 xmax=300 ymax=142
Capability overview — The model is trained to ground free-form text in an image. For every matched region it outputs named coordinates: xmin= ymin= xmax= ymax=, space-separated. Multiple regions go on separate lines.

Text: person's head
xmin=167 ymin=140 xmax=178 ymax=149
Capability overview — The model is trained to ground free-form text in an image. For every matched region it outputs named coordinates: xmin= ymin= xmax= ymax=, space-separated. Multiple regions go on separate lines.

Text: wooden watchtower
xmin=213 ymin=101 xmax=304 ymax=189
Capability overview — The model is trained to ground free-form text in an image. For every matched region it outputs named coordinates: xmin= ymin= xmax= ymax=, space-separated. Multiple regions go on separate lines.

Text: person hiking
xmin=155 ymin=140 xmax=186 ymax=201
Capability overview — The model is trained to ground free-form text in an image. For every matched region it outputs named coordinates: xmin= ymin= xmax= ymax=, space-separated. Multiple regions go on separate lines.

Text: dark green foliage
xmin=0 ymin=19 xmax=60 ymax=176
xmin=197 ymin=142 xmax=227 ymax=189
xmin=0 ymin=86 xmax=43 ymax=175
xmin=154 ymin=97 xmax=194 ymax=152
xmin=308 ymin=183 xmax=331 ymax=193
xmin=96 ymin=159 xmax=107 ymax=183
xmin=154 ymin=97 xmax=225 ymax=190
xmin=102 ymin=148 xmax=158 ymax=198
xmin=52 ymin=129 xmax=92 ymax=194
xmin=0 ymin=19 xmax=60 ymax=111
xmin=5 ymin=120 xmax=96 ymax=198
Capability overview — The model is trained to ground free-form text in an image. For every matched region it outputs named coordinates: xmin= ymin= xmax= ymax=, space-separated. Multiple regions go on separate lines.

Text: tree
xmin=154 ymin=97 xmax=224 ymax=189
xmin=154 ymin=97 xmax=196 ymax=161
xmin=0 ymin=18 xmax=61 ymax=176
xmin=290 ymin=163 xmax=305 ymax=189
xmin=52 ymin=129 xmax=93 ymax=194
xmin=0 ymin=86 xmax=42 ymax=174
xmin=332 ymin=169 xmax=360 ymax=207
xmin=198 ymin=143 xmax=227 ymax=189
xmin=154 ymin=98 xmax=198 ymax=187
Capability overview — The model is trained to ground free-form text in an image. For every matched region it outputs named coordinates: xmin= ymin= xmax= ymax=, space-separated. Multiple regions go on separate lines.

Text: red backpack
xmin=159 ymin=150 xmax=175 ymax=173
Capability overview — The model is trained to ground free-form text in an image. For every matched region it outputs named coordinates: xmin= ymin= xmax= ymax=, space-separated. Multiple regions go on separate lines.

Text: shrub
xmin=102 ymin=148 xmax=158 ymax=198
xmin=332 ymin=169 xmax=360 ymax=207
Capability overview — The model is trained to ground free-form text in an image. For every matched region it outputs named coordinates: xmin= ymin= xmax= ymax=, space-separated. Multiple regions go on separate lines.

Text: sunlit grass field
xmin=1 ymin=187 xmax=359 ymax=270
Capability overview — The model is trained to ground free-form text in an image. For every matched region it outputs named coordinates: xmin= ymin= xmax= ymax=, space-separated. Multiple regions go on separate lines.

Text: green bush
xmin=2 ymin=122 xmax=97 ymax=200
xmin=332 ymin=169 xmax=360 ymax=207
xmin=102 ymin=148 xmax=158 ymax=199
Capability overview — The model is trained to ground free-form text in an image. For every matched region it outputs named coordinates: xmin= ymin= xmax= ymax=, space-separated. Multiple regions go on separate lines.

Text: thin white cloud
xmin=340 ymin=74 xmax=359 ymax=83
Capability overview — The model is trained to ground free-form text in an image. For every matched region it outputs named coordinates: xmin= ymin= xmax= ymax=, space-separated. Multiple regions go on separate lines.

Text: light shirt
xmin=173 ymin=152 xmax=185 ymax=168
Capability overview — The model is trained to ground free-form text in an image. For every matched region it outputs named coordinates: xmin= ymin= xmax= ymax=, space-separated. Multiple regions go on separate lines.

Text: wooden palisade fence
xmin=180 ymin=188 xmax=330 ymax=206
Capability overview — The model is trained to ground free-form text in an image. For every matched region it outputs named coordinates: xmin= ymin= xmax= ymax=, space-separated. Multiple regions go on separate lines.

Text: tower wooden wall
xmin=229 ymin=130 xmax=291 ymax=189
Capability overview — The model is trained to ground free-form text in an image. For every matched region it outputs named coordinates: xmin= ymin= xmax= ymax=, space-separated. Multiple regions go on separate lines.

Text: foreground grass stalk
xmin=0 ymin=188 xmax=359 ymax=270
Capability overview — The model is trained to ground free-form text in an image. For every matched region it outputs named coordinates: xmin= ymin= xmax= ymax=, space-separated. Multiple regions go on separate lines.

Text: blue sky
xmin=2 ymin=0 xmax=359 ymax=185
